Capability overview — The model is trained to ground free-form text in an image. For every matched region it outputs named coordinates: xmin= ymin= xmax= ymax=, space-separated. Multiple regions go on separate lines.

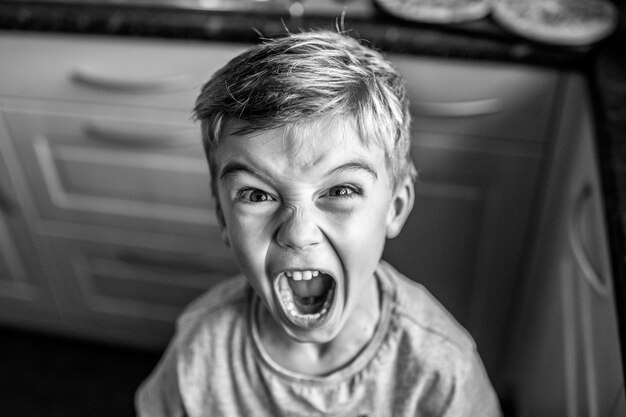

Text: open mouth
xmin=275 ymin=270 xmax=336 ymax=328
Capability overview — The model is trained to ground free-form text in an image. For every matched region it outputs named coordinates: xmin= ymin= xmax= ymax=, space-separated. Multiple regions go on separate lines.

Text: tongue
xmin=288 ymin=273 xmax=333 ymax=298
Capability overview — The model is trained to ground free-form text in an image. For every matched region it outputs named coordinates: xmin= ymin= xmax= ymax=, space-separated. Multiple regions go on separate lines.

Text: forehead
xmin=213 ymin=119 xmax=387 ymax=177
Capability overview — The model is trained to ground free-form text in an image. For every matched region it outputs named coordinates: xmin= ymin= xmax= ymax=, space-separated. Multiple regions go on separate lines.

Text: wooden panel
xmin=2 ymin=102 xmax=219 ymax=237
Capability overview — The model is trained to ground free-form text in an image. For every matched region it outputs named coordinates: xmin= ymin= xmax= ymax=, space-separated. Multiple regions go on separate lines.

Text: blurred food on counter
xmin=492 ymin=0 xmax=618 ymax=46
xmin=373 ymin=0 xmax=618 ymax=46
xmin=374 ymin=0 xmax=491 ymax=24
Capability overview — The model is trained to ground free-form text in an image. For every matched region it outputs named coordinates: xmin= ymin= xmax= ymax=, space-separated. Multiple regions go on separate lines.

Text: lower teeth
xmin=279 ymin=281 xmax=334 ymax=323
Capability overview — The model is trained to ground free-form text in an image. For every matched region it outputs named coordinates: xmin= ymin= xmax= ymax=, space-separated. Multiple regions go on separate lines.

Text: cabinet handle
xmin=84 ymin=122 xmax=197 ymax=149
xmin=70 ymin=67 xmax=194 ymax=93
xmin=569 ymin=183 xmax=610 ymax=298
xmin=117 ymin=250 xmax=238 ymax=276
xmin=412 ymin=98 xmax=502 ymax=118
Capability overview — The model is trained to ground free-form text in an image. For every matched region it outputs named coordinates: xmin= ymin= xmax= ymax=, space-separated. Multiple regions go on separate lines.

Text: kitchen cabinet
xmin=0 ymin=31 xmax=592 ymax=392
xmin=504 ymin=74 xmax=625 ymax=416
xmin=0 ymin=33 xmax=247 ymax=346
xmin=384 ymin=56 xmax=557 ymax=382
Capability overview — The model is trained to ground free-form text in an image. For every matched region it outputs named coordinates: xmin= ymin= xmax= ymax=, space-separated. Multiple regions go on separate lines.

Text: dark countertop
xmin=0 ymin=1 xmax=597 ymax=66
xmin=1 ymin=1 xmax=625 ymax=330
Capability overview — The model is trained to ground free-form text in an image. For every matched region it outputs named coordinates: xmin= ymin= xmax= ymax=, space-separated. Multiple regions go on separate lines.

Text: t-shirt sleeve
xmin=449 ymin=348 xmax=503 ymax=417
xmin=135 ymin=277 xmax=249 ymax=417
xmin=135 ymin=337 xmax=186 ymax=417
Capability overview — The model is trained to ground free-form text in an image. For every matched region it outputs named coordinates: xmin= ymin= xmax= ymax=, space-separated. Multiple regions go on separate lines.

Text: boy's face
xmin=213 ymin=120 xmax=412 ymax=344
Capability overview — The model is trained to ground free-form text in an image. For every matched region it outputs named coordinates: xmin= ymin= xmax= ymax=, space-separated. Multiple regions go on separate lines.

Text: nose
xmin=276 ymin=206 xmax=322 ymax=251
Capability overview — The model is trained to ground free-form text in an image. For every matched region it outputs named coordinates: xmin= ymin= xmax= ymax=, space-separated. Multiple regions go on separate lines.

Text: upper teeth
xmin=285 ymin=270 xmax=320 ymax=281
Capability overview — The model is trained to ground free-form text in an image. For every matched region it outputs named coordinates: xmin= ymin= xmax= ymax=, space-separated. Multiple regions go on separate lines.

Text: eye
xmin=239 ymin=188 xmax=275 ymax=203
xmin=327 ymin=185 xmax=362 ymax=198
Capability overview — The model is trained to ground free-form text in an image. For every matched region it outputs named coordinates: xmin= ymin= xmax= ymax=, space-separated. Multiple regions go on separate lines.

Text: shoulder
xmin=378 ymin=262 xmax=502 ymax=415
xmin=178 ymin=275 xmax=250 ymax=324
xmin=378 ymin=261 xmax=476 ymax=359
xmin=167 ymin=275 xmax=253 ymax=377
xmin=173 ymin=275 xmax=251 ymax=343
xmin=135 ymin=276 xmax=253 ymax=417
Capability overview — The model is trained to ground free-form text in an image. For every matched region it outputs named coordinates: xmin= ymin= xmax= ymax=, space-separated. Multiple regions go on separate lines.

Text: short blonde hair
xmin=194 ymin=30 xmax=415 ymax=198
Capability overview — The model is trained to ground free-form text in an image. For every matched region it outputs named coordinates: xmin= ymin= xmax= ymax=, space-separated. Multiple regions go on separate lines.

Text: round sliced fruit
xmin=492 ymin=0 xmax=618 ymax=46
xmin=375 ymin=0 xmax=492 ymax=24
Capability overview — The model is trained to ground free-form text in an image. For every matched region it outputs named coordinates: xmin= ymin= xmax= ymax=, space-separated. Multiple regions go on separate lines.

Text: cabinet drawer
xmin=2 ymin=102 xmax=217 ymax=237
xmin=0 ymin=33 xmax=246 ymax=109
xmin=391 ymin=55 xmax=559 ymax=142
xmin=41 ymin=233 xmax=238 ymax=346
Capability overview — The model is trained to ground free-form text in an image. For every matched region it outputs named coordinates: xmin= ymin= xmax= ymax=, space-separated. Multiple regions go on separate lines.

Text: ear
xmin=386 ymin=176 xmax=415 ymax=239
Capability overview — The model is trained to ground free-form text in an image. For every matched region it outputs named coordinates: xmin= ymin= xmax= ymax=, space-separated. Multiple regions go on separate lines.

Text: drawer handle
xmin=85 ymin=122 xmax=198 ymax=149
xmin=412 ymin=98 xmax=502 ymax=118
xmin=117 ymin=250 xmax=237 ymax=276
xmin=70 ymin=67 xmax=195 ymax=93
xmin=569 ymin=183 xmax=610 ymax=298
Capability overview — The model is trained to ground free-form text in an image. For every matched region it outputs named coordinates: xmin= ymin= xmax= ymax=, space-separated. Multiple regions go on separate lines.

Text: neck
xmin=257 ymin=277 xmax=382 ymax=376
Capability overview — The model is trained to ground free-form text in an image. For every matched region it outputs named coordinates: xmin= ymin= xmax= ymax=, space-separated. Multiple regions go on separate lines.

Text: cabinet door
xmin=568 ymin=84 xmax=625 ymax=417
xmin=383 ymin=131 xmax=542 ymax=379
xmin=384 ymin=56 xmax=556 ymax=381
xmin=507 ymin=75 xmax=625 ymax=416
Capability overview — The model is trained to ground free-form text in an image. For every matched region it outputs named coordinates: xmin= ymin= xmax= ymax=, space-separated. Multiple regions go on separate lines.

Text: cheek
xmin=333 ymin=197 xmax=390 ymax=236
xmin=328 ymin=203 xmax=389 ymax=266
xmin=222 ymin=207 xmax=274 ymax=271
xmin=225 ymin=216 xmax=277 ymax=303
xmin=229 ymin=217 xmax=269 ymax=253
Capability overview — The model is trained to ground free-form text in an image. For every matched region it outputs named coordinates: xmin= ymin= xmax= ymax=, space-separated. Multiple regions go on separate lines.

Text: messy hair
xmin=194 ymin=30 xmax=415 ymax=200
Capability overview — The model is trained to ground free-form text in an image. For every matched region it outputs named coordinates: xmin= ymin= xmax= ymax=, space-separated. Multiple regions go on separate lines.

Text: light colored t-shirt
xmin=136 ymin=261 xmax=502 ymax=417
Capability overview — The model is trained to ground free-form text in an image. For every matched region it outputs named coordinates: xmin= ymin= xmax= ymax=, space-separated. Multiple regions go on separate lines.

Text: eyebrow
xmin=218 ymin=160 xmax=378 ymax=182
xmin=219 ymin=162 xmax=265 ymax=182
xmin=327 ymin=161 xmax=378 ymax=181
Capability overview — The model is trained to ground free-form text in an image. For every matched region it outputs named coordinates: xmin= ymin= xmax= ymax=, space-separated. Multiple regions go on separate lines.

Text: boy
xmin=136 ymin=30 xmax=501 ymax=416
